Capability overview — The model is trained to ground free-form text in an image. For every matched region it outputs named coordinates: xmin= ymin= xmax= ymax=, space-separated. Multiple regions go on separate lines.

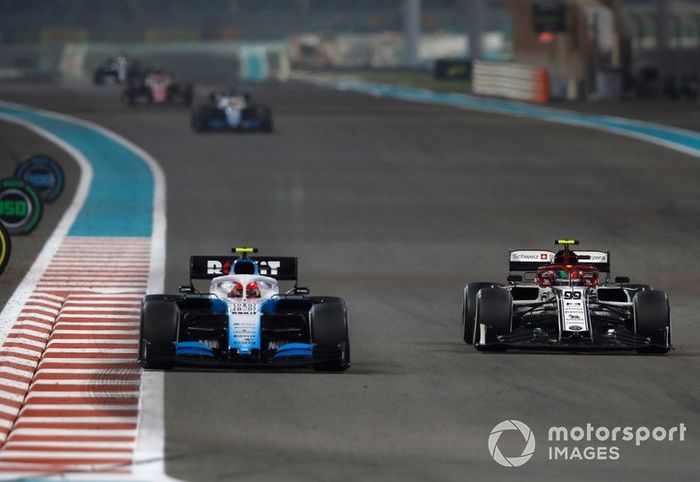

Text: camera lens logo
xmin=488 ymin=420 xmax=536 ymax=467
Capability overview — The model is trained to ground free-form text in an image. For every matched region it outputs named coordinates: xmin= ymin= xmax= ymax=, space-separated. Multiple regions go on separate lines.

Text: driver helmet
xmin=554 ymin=249 xmax=579 ymax=265
xmin=228 ymin=282 xmax=243 ymax=298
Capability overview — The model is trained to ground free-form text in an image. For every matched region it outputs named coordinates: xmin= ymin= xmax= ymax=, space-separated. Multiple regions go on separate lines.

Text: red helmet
xmin=228 ymin=282 xmax=243 ymax=298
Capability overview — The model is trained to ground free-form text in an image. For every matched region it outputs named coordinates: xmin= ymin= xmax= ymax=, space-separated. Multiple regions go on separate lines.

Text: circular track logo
xmin=0 ymin=178 xmax=43 ymax=235
xmin=488 ymin=420 xmax=536 ymax=467
xmin=14 ymin=154 xmax=65 ymax=203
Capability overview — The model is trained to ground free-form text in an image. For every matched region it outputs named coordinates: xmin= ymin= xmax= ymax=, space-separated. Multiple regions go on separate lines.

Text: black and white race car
xmin=93 ymin=56 xmax=130 ymax=85
xmin=191 ymin=90 xmax=273 ymax=132
xmin=462 ymin=240 xmax=671 ymax=353
xmin=139 ymin=247 xmax=350 ymax=371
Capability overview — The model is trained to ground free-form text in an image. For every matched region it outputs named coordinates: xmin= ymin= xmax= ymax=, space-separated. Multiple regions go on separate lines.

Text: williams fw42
xmin=139 ymin=247 xmax=350 ymax=371
xmin=191 ymin=90 xmax=273 ymax=132
xmin=462 ymin=240 xmax=671 ymax=353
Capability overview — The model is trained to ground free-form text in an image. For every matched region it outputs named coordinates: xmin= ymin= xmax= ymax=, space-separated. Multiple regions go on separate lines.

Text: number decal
xmin=564 ymin=291 xmax=582 ymax=300
xmin=0 ymin=200 xmax=27 ymax=217
xmin=0 ymin=179 xmax=43 ymax=235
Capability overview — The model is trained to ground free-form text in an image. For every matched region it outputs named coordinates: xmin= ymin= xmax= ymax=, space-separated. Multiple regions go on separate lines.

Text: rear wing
xmin=189 ymin=256 xmax=298 ymax=282
xmin=574 ymin=251 xmax=610 ymax=273
xmin=509 ymin=249 xmax=611 ymax=280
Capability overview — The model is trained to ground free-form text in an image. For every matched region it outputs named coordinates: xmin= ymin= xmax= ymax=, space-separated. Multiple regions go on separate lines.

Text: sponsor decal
xmin=207 ymin=259 xmax=232 ymax=275
xmin=207 ymin=260 xmax=222 ymax=275
xmin=14 ymin=154 xmax=65 ymax=203
xmin=230 ymin=301 xmax=258 ymax=315
xmin=511 ymin=251 xmax=554 ymax=262
xmin=0 ymin=178 xmax=43 ymax=235
xmin=258 ymin=260 xmax=281 ymax=276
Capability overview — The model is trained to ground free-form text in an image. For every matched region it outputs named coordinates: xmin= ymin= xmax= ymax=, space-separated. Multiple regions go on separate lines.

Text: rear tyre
xmin=260 ymin=107 xmax=273 ymax=132
xmin=474 ymin=287 xmax=512 ymax=351
xmin=634 ymin=290 xmax=671 ymax=354
xmin=310 ymin=298 xmax=350 ymax=372
xmin=462 ymin=282 xmax=497 ymax=344
xmin=191 ymin=108 xmax=206 ymax=132
xmin=125 ymin=90 xmax=136 ymax=106
xmin=183 ymin=84 xmax=194 ymax=107
xmin=139 ymin=299 xmax=179 ymax=369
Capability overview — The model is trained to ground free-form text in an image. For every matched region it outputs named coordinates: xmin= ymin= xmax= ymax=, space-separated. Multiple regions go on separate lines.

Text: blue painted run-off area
xmin=0 ymin=103 xmax=153 ymax=237
xmin=331 ymin=79 xmax=700 ymax=155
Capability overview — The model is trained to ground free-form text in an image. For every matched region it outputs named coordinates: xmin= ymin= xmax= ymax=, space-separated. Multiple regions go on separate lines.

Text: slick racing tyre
xmin=474 ymin=287 xmax=512 ymax=351
xmin=183 ymin=84 xmax=194 ymax=107
xmin=191 ymin=109 xmax=207 ymax=132
xmin=310 ymin=297 xmax=350 ymax=372
xmin=93 ymin=69 xmax=105 ymax=85
xmin=634 ymin=290 xmax=671 ymax=354
xmin=620 ymin=283 xmax=652 ymax=295
xmin=259 ymin=106 xmax=273 ymax=132
xmin=140 ymin=299 xmax=179 ymax=369
xmin=462 ymin=282 xmax=497 ymax=344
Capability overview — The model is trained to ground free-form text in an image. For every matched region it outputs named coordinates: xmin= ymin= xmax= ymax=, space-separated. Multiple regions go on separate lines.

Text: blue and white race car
xmin=191 ymin=91 xmax=273 ymax=132
xmin=139 ymin=247 xmax=349 ymax=371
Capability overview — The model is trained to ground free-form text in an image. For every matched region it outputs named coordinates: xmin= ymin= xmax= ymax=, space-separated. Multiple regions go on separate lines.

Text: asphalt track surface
xmin=0 ymin=81 xmax=698 ymax=482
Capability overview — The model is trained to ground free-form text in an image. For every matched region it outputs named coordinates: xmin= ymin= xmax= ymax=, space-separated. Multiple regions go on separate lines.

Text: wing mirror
xmin=294 ymin=286 xmax=310 ymax=295
xmin=507 ymin=275 xmax=523 ymax=283
xmin=179 ymin=285 xmax=195 ymax=294
xmin=614 ymin=276 xmax=630 ymax=284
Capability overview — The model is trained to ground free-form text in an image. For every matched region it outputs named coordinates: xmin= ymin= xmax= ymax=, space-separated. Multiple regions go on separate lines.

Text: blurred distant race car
xmin=123 ymin=68 xmax=193 ymax=106
xmin=462 ymin=240 xmax=671 ymax=353
xmin=93 ymin=56 xmax=130 ymax=85
xmin=191 ymin=90 xmax=273 ymax=132
xmin=139 ymin=247 xmax=350 ymax=371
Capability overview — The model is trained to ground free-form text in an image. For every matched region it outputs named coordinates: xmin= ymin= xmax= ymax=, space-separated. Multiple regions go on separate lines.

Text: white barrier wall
xmin=58 ymin=42 xmax=290 ymax=83
xmin=473 ymin=60 xmax=549 ymax=103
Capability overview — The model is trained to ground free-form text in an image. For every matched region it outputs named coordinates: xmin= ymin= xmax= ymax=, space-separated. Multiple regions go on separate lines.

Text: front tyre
xmin=474 ymin=287 xmax=512 ymax=351
xmin=462 ymin=282 xmax=497 ymax=344
xmin=310 ymin=298 xmax=350 ymax=372
xmin=634 ymin=290 xmax=671 ymax=354
xmin=139 ymin=299 xmax=179 ymax=369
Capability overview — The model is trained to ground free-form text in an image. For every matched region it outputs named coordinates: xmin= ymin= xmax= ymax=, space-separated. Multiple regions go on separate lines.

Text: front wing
xmin=142 ymin=341 xmax=342 ymax=368
xmin=485 ymin=326 xmax=667 ymax=351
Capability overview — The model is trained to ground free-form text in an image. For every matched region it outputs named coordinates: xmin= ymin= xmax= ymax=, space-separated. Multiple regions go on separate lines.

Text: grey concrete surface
xmin=0 ymin=121 xmax=79 ymax=309
xmin=0 ymin=81 xmax=697 ymax=482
